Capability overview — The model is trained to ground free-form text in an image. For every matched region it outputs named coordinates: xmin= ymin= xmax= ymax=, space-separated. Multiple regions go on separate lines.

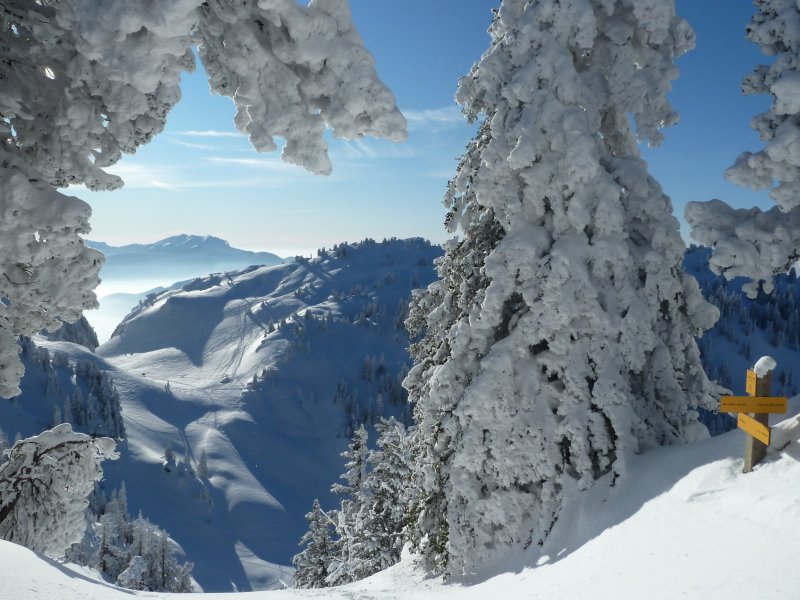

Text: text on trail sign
xmin=719 ymin=396 xmax=787 ymax=414
xmin=737 ymin=413 xmax=770 ymax=446
xmin=746 ymin=370 xmax=757 ymax=396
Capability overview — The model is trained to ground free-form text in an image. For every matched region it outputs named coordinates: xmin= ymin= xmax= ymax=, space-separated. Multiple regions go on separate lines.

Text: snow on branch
xmin=686 ymin=199 xmax=800 ymax=298
xmin=197 ymin=0 xmax=407 ymax=175
xmin=0 ymin=424 xmax=118 ymax=557
xmin=688 ymin=0 xmax=800 ymax=292
xmin=0 ymin=153 xmax=103 ymax=398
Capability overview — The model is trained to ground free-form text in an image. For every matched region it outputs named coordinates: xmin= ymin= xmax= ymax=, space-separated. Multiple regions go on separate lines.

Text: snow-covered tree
xmin=116 ymin=555 xmax=150 ymax=591
xmin=327 ymin=424 xmax=369 ymax=585
xmin=0 ymin=0 xmax=406 ymax=398
xmin=164 ymin=443 xmax=176 ymax=466
xmin=359 ymin=418 xmax=413 ymax=575
xmin=0 ymin=427 xmax=8 ymax=466
xmin=115 ymin=514 xmax=193 ymax=592
xmin=292 ymin=499 xmax=339 ymax=589
xmin=68 ymin=488 xmax=194 ymax=594
xmin=0 ymin=424 xmax=117 ymax=556
xmin=686 ymin=1 xmax=800 ymax=297
xmin=406 ymin=0 xmax=718 ymax=575
xmin=73 ymin=359 xmax=126 ymax=438
xmin=196 ymin=449 xmax=209 ymax=481
xmin=0 ymin=155 xmax=102 ymax=399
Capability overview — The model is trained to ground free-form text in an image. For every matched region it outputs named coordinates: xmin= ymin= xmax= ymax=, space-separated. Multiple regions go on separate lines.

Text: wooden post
xmin=743 ymin=371 xmax=771 ymax=474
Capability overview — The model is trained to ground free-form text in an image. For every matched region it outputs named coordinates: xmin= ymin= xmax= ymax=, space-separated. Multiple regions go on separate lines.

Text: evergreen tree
xmin=292 ymin=499 xmax=339 ymax=589
xmin=406 ymin=0 xmax=718 ymax=575
xmin=327 ymin=425 xmax=369 ymax=586
xmin=0 ymin=427 xmax=8 ymax=466
xmin=164 ymin=443 xmax=175 ymax=466
xmin=359 ymin=418 xmax=413 ymax=575
xmin=196 ymin=449 xmax=209 ymax=481
xmin=0 ymin=424 xmax=117 ymax=556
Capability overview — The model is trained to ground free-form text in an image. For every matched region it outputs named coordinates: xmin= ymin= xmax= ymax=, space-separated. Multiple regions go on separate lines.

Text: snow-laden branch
xmin=685 ymin=199 xmax=800 ymax=298
xmin=688 ymin=0 xmax=800 ymax=291
xmin=197 ymin=0 xmax=407 ymax=175
xmin=0 ymin=424 xmax=117 ymax=557
xmin=1 ymin=0 xmax=405 ymax=187
xmin=0 ymin=152 xmax=103 ymax=398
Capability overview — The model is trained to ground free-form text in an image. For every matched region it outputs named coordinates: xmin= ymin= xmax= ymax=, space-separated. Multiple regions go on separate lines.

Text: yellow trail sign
xmin=719 ymin=396 xmax=787 ymax=414
xmin=746 ymin=369 xmax=757 ymax=396
xmin=738 ymin=413 xmax=770 ymax=446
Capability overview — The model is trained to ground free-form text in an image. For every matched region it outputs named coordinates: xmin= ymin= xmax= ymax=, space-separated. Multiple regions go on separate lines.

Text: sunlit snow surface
xmin=5 ymin=405 xmax=800 ymax=599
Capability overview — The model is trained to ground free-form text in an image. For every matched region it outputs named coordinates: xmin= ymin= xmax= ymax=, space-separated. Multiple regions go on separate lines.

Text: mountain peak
xmin=151 ymin=234 xmax=231 ymax=250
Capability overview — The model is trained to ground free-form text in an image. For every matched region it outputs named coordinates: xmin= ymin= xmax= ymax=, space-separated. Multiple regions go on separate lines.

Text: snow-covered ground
xmin=5 ymin=405 xmax=800 ymax=599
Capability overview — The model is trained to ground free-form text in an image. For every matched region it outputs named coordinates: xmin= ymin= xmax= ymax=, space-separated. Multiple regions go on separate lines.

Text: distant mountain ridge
xmin=87 ymin=234 xmax=285 ymax=280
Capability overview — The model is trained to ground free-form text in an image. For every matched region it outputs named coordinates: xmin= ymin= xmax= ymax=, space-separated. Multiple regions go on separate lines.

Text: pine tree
xmin=164 ymin=443 xmax=175 ymax=465
xmin=0 ymin=427 xmax=8 ymax=465
xmin=327 ymin=425 xmax=369 ymax=586
xmin=406 ymin=0 xmax=718 ymax=575
xmin=292 ymin=499 xmax=338 ymax=588
xmin=359 ymin=418 xmax=413 ymax=576
xmin=0 ymin=424 xmax=117 ymax=556
xmin=196 ymin=449 xmax=209 ymax=481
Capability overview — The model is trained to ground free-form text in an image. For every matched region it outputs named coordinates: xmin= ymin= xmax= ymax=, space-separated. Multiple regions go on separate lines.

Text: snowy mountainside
xmin=36 ymin=238 xmax=441 ymax=592
xmin=4 ymin=405 xmax=800 ymax=599
xmin=86 ymin=235 xmax=287 ymax=344
xmin=90 ymin=281 xmax=190 ymax=345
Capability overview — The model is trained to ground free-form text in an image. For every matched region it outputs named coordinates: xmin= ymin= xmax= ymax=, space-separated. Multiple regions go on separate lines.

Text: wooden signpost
xmin=719 ymin=365 xmax=788 ymax=473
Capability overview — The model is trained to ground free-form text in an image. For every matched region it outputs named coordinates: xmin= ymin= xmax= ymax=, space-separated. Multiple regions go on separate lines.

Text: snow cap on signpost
xmin=753 ymin=356 xmax=777 ymax=378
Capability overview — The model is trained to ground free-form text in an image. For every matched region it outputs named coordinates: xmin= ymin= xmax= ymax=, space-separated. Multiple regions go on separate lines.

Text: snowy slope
xmin=87 ymin=235 xmax=286 ymax=344
xmin=28 ymin=238 xmax=440 ymax=592
xmin=4 ymin=406 xmax=800 ymax=599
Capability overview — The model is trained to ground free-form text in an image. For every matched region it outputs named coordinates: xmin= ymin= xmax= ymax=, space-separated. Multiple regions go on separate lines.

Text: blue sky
xmin=74 ymin=1 xmax=773 ymax=257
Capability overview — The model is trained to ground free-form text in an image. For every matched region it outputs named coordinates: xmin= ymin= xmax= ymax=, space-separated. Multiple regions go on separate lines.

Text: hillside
xmin=86 ymin=235 xmax=288 ymax=343
xmin=4 ymin=406 xmax=799 ymax=599
xmin=29 ymin=238 xmax=441 ymax=592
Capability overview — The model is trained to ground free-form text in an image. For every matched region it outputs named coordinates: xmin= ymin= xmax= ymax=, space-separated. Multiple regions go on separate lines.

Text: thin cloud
xmin=149 ymin=180 xmax=179 ymax=189
xmin=170 ymin=139 xmax=218 ymax=151
xmin=331 ymin=139 xmax=415 ymax=161
xmin=103 ymin=161 xmax=295 ymax=190
xmin=401 ymin=106 xmax=465 ymax=130
xmin=174 ymin=130 xmax=244 ymax=138
xmin=206 ymin=157 xmax=299 ymax=172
